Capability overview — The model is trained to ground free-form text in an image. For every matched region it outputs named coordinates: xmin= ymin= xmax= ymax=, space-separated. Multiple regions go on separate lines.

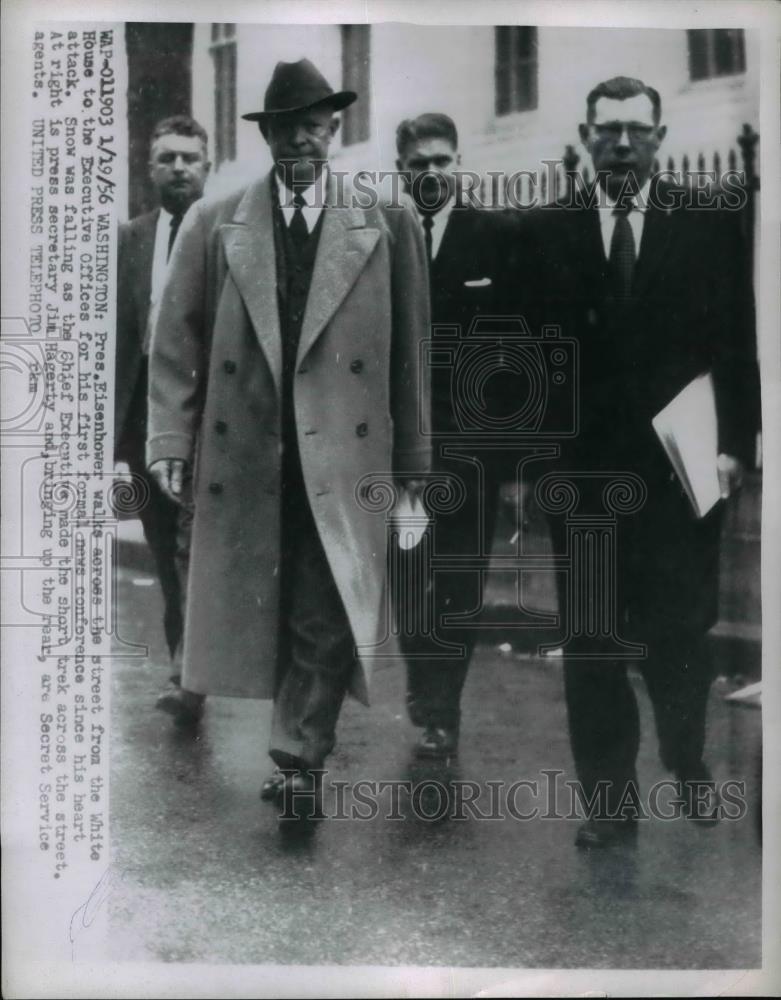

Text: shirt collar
xmin=417 ymin=195 xmax=456 ymax=226
xmin=274 ymin=167 xmax=328 ymax=209
xmin=598 ymin=179 xmax=651 ymax=214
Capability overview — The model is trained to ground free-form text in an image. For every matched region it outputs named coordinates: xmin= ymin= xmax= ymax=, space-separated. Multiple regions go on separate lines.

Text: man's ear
xmin=258 ymin=122 xmax=269 ymax=142
xmin=455 ymin=152 xmax=462 ymax=167
xmin=578 ymin=123 xmax=590 ymax=146
xmin=329 ymin=116 xmax=341 ymax=138
xmin=656 ymin=124 xmax=667 ymax=144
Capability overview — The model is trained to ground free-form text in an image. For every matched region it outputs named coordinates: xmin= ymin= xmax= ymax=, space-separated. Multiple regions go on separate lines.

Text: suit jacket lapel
xmin=221 ymin=172 xmax=283 ymax=393
xmin=297 ymin=176 xmax=380 ymax=365
xmin=575 ymin=204 xmax=609 ymax=293
xmin=633 ymin=202 xmax=674 ymax=300
xmin=431 ymin=206 xmax=463 ymax=273
xmin=134 ymin=209 xmax=158 ymax=340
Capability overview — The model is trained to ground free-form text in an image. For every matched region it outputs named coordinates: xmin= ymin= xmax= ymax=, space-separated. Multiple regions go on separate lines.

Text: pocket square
xmin=464 ymin=277 xmax=492 ymax=287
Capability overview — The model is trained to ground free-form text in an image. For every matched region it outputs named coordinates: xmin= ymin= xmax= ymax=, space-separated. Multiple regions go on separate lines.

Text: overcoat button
xmin=208 ymin=482 xmax=223 ymax=495
xmin=356 ymin=422 xmax=368 ymax=437
xmin=350 ymin=359 xmax=364 ymax=373
xmin=214 ymin=420 xmax=227 ymax=434
xmin=223 ymin=360 xmax=236 ymax=373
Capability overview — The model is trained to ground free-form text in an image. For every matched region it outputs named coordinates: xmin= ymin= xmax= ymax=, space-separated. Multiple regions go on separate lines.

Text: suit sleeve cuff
xmin=146 ymin=432 xmax=194 ymax=469
xmin=394 ymin=445 xmax=431 ymax=477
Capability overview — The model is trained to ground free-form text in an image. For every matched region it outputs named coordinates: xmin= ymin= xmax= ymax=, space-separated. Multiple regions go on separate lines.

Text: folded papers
xmin=652 ymin=372 xmax=720 ymax=519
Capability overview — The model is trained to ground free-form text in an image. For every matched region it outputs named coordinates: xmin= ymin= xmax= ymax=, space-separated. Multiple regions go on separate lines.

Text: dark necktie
xmin=167 ymin=213 xmax=183 ymax=260
xmin=421 ymin=215 xmax=434 ymax=268
xmin=609 ymin=205 xmax=636 ymax=302
xmin=289 ymin=193 xmax=309 ymax=248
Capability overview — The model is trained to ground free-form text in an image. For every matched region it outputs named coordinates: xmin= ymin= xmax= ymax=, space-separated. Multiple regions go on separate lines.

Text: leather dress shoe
xmin=414 ymin=726 xmax=459 ymax=759
xmin=276 ymin=769 xmax=325 ymax=829
xmin=155 ymin=683 xmax=205 ymax=726
xmin=575 ymin=817 xmax=638 ymax=849
xmin=676 ymin=763 xmax=721 ymax=825
xmin=260 ymin=769 xmax=286 ymax=804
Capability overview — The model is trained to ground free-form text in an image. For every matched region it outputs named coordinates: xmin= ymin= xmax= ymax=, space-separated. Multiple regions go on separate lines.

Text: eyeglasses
xmin=592 ymin=122 xmax=657 ymax=142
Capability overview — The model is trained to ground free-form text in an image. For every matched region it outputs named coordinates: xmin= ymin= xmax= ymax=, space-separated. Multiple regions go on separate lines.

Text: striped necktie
xmin=609 ymin=204 xmax=636 ymax=302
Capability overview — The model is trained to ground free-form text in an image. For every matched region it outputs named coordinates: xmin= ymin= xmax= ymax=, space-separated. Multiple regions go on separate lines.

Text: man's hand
xmin=717 ymin=453 xmax=744 ymax=500
xmin=400 ymin=477 xmax=426 ymax=503
xmin=150 ymin=458 xmax=187 ymax=503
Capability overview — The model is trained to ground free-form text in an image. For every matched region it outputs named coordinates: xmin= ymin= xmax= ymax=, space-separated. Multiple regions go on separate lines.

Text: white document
xmin=652 ymin=372 xmax=720 ymax=518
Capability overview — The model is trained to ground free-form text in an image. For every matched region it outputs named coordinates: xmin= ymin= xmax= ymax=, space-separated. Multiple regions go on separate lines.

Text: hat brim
xmin=241 ymin=90 xmax=358 ymax=122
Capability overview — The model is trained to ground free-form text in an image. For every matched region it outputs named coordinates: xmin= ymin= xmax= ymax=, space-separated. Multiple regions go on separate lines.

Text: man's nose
xmin=289 ymin=127 xmax=311 ymax=147
xmin=616 ymin=125 xmax=632 ymax=151
xmin=172 ymin=154 xmax=187 ymax=171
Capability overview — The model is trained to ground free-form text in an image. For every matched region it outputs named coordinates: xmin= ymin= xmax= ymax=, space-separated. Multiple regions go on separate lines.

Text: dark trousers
xmin=269 ymin=469 xmax=356 ymax=770
xmin=401 ymin=445 xmax=502 ymax=731
xmin=563 ymin=635 xmax=714 ymax=814
xmin=548 ymin=495 xmax=717 ymax=814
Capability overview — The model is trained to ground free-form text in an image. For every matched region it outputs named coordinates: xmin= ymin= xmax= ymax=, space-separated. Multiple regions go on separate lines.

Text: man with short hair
xmin=147 ymin=60 xmax=430 ymax=824
xmin=115 ymin=115 xmax=210 ymax=722
xmin=395 ymin=112 xmax=522 ymax=759
xmin=526 ymin=77 xmax=758 ymax=847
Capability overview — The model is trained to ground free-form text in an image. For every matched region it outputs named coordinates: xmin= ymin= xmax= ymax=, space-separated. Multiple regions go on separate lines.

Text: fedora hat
xmin=242 ymin=58 xmax=357 ymax=122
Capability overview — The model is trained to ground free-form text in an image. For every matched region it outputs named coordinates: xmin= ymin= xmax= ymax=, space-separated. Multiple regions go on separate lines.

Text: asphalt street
xmin=109 ymin=523 xmax=762 ymax=970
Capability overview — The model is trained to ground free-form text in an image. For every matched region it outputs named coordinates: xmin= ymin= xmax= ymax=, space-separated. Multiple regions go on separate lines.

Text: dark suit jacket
xmin=524 ymin=183 xmax=759 ymax=636
xmin=115 ymin=209 xmax=158 ymax=459
xmin=428 ymin=205 xmax=522 ymax=433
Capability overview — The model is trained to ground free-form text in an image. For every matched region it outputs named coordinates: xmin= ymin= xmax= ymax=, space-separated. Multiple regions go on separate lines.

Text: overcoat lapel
xmin=297 ymin=177 xmax=380 ymax=365
xmin=221 ymin=173 xmax=283 ymax=393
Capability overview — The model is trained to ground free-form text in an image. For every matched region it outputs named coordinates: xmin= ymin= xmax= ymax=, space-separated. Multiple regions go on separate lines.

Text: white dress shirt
xmin=274 ymin=169 xmax=327 ymax=234
xmin=417 ymin=196 xmax=455 ymax=261
xmin=596 ymin=181 xmax=651 ymax=259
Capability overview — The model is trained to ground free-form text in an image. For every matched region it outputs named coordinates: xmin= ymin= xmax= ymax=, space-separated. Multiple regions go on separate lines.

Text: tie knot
xmin=292 ymin=193 xmax=306 ymax=210
xmin=421 ymin=215 xmax=434 ymax=231
xmin=612 ymin=202 xmax=634 ymax=218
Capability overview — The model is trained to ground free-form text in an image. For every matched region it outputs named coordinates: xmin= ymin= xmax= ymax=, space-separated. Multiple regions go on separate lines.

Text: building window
xmin=340 ymin=25 xmax=370 ymax=146
xmin=687 ymin=29 xmax=746 ymax=81
xmin=495 ymin=26 xmax=538 ymax=116
xmin=210 ymin=23 xmax=237 ymax=167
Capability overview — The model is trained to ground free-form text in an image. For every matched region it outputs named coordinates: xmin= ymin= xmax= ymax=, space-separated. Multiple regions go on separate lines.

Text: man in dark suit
xmin=115 ymin=115 xmax=210 ymax=723
xmin=526 ymin=77 xmax=758 ymax=847
xmin=395 ymin=113 xmax=521 ymax=759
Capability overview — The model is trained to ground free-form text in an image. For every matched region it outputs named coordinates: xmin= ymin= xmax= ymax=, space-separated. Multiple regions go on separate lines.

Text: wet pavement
xmin=110 ymin=528 xmax=762 ymax=969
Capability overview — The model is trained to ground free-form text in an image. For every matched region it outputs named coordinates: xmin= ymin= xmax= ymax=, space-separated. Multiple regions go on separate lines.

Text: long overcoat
xmin=146 ymin=171 xmax=430 ymax=700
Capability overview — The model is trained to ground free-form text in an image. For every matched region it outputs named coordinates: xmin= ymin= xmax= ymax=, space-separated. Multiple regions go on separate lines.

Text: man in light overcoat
xmin=146 ymin=59 xmax=430 ymax=823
